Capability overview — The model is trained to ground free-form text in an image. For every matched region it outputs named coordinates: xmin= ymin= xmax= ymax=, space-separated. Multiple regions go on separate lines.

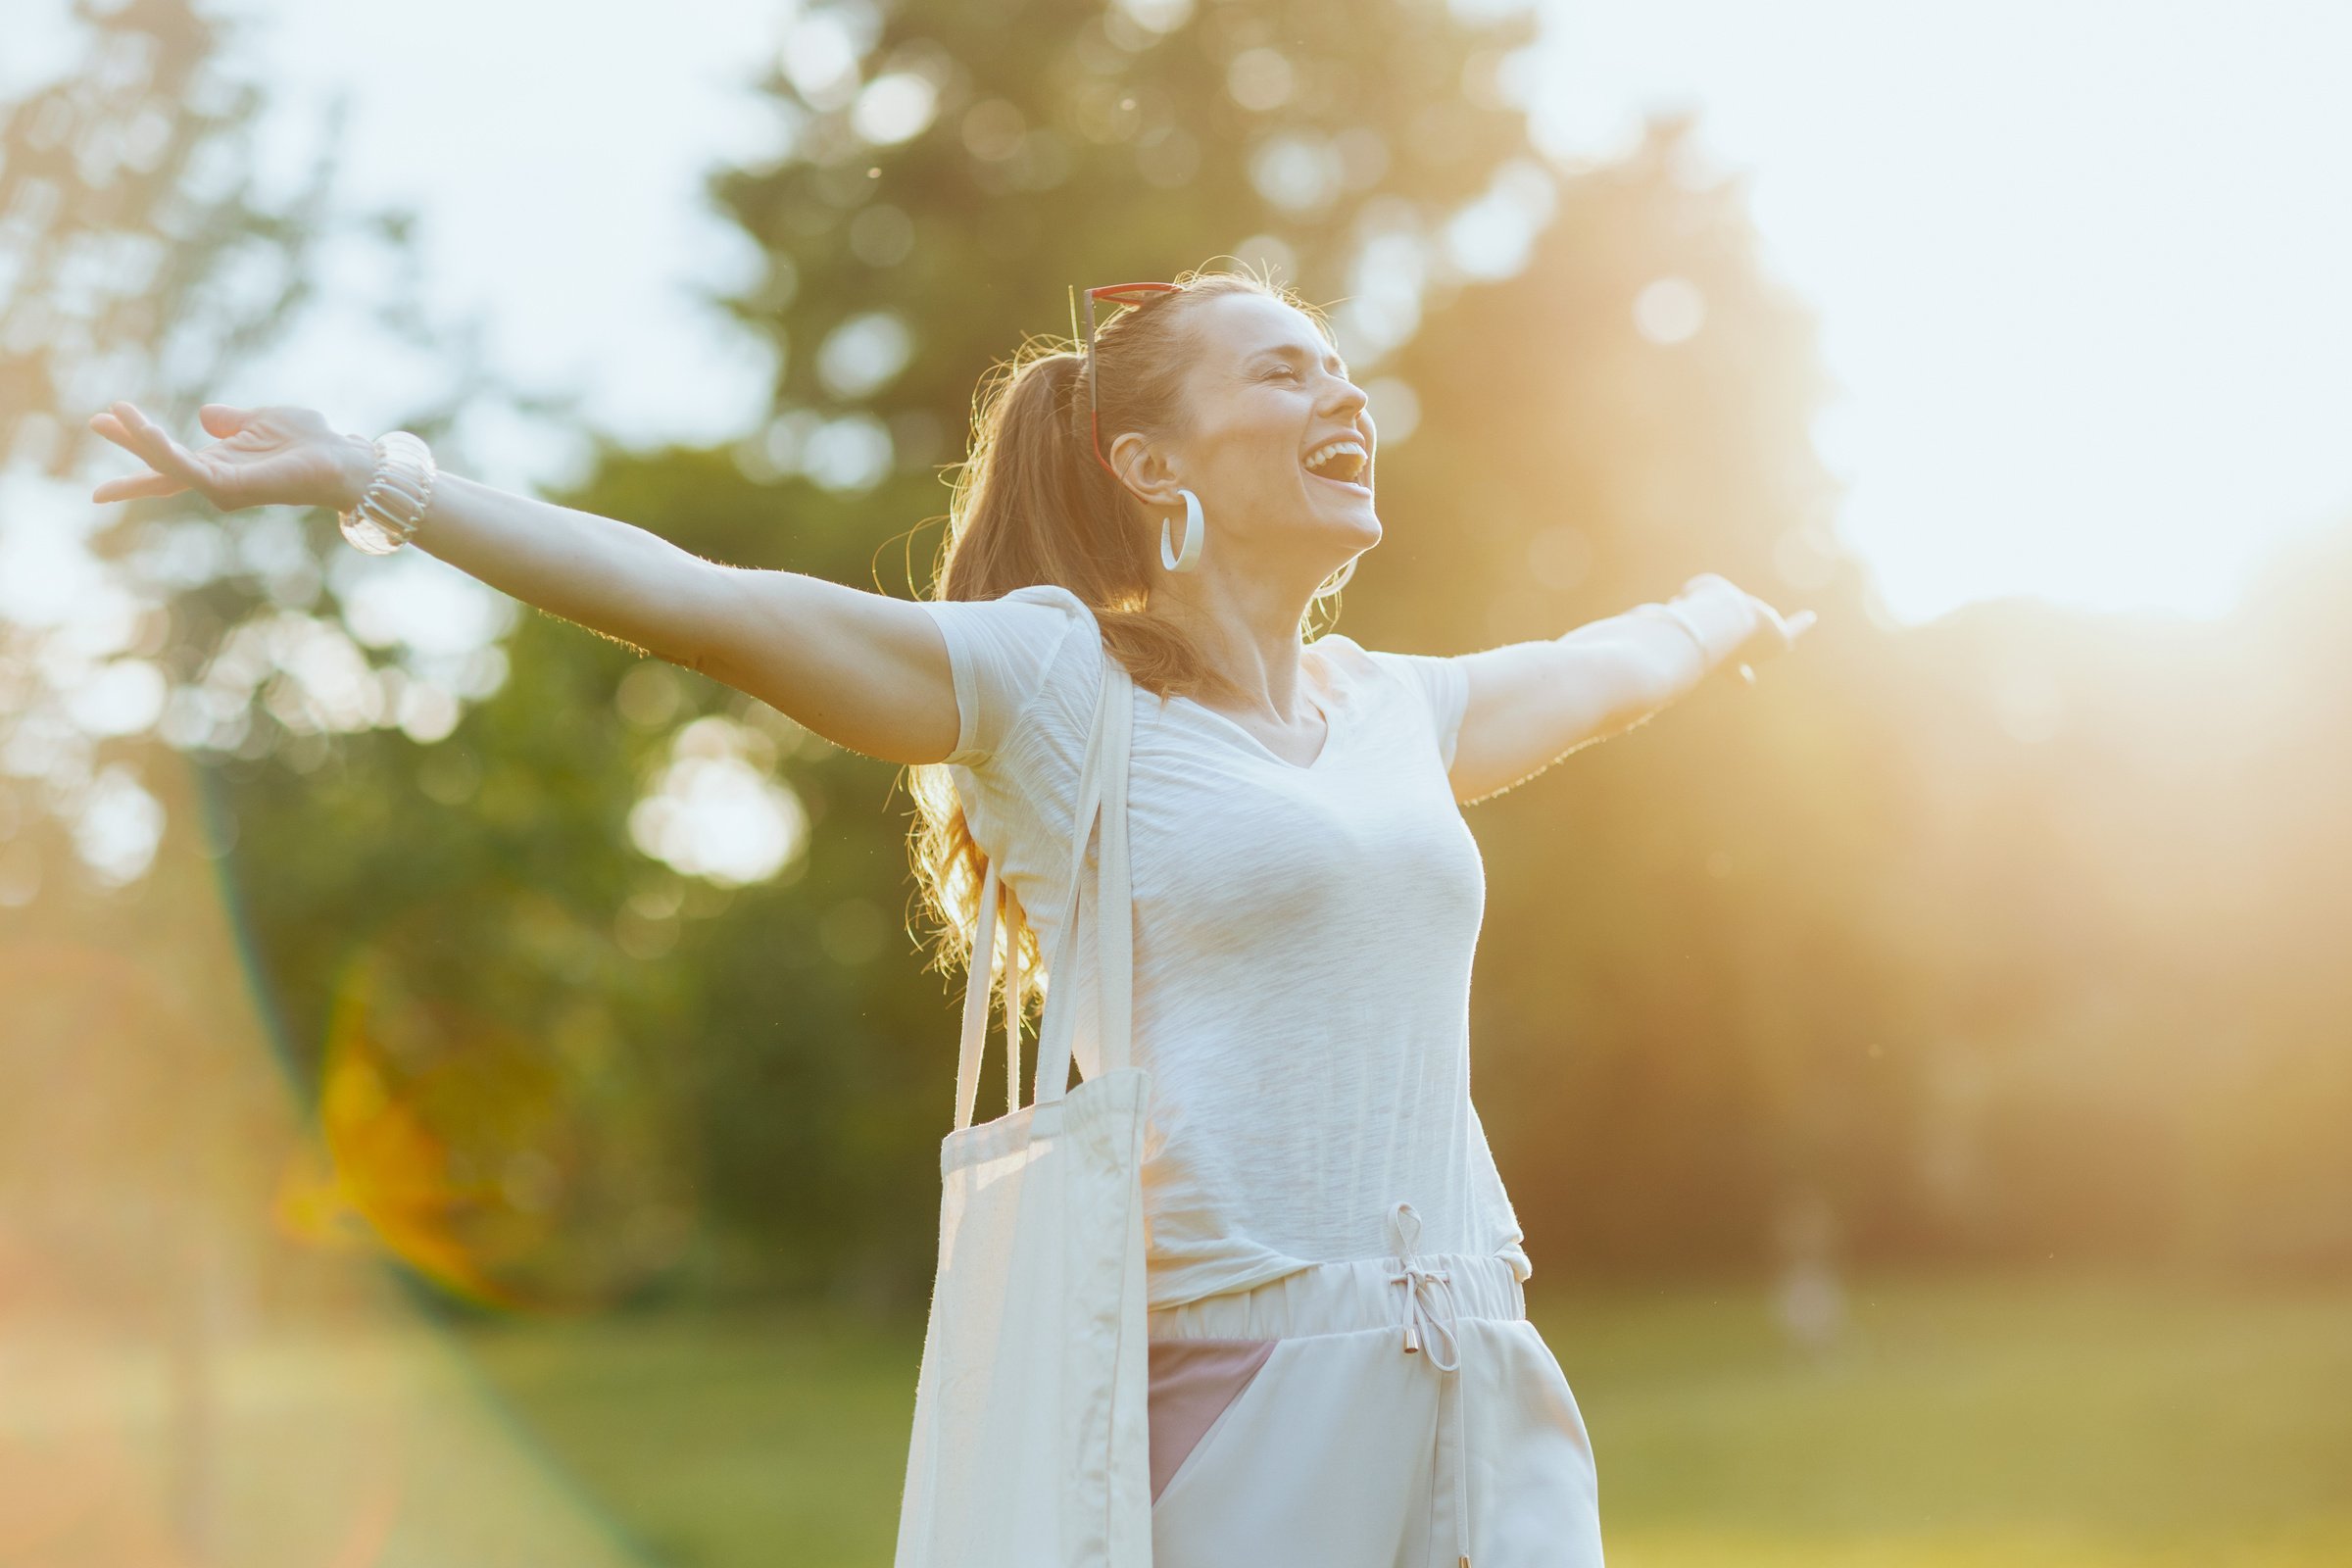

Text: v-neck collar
xmin=1168 ymin=653 xmax=1343 ymax=772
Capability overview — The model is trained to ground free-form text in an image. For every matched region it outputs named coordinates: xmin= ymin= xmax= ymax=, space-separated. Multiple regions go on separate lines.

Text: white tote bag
xmin=894 ymin=647 xmax=1153 ymax=1568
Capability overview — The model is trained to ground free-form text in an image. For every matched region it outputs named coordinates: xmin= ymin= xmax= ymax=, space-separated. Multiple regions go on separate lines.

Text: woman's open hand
xmin=1680 ymin=571 xmax=1818 ymax=685
xmin=86 ymin=402 xmax=374 ymax=514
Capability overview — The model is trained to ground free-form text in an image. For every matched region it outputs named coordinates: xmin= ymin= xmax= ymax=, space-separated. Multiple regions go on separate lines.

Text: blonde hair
xmin=906 ymin=263 xmax=1351 ymax=1024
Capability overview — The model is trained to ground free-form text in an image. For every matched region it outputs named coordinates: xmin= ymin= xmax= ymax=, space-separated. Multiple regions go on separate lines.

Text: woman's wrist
xmin=331 ymin=430 xmax=379 ymax=514
xmin=1663 ymin=576 xmax=1760 ymax=665
xmin=335 ymin=431 xmax=439 ymax=555
xmin=1627 ymin=602 xmax=1714 ymax=668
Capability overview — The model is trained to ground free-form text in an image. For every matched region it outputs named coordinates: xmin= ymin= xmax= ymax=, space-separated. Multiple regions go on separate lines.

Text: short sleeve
xmin=1356 ymin=644 xmax=1470 ymax=772
xmin=917 ymin=583 xmax=1095 ymax=764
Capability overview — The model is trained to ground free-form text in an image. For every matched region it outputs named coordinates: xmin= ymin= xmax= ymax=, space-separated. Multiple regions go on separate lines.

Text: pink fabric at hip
xmin=1146 ymin=1338 xmax=1279 ymax=1502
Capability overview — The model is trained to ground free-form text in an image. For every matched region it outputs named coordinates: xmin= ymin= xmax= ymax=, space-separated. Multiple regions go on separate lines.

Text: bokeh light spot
xmin=1634 ymin=274 xmax=1707 ymax=345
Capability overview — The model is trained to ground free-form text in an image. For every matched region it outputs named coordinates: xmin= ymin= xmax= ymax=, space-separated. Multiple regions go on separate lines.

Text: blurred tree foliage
xmin=0 ymin=0 xmax=556 ymax=885
xmin=1 ymin=0 xmax=679 ymax=1311
xmin=3 ymin=1 xmax=325 ymax=475
xmin=1 ymin=0 xmax=344 ymax=898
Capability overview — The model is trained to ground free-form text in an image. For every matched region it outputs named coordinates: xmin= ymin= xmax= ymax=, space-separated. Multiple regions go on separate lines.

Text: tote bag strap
xmin=1032 ymin=649 xmax=1134 ymax=1102
xmin=1093 ymin=655 xmax=1135 ymax=1077
xmin=951 ymin=858 xmax=1030 ymax=1134
xmin=949 ymin=648 xmax=1133 ymax=1130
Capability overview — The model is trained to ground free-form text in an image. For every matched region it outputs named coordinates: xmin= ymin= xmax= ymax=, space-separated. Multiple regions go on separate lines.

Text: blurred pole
xmin=1772 ymin=1187 xmax=1847 ymax=1355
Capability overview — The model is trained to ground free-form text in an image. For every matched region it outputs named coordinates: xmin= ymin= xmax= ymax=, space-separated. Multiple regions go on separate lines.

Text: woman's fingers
xmin=91 ymin=470 xmax=190 ymax=503
xmin=87 ymin=404 xmax=219 ymax=506
xmin=1675 ymin=574 xmax=1817 ymax=689
xmin=105 ymin=401 xmax=210 ymax=488
xmin=86 ymin=411 xmax=171 ymax=494
xmin=197 ymin=403 xmax=250 ymax=438
xmin=1762 ymin=605 xmax=1815 ymax=652
xmin=1740 ymin=604 xmax=1817 ymax=690
xmin=1730 ymin=598 xmax=1816 ymax=683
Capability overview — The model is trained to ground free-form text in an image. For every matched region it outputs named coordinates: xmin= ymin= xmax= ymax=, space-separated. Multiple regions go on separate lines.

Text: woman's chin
xmin=1337 ymin=509 xmax=1381 ymax=550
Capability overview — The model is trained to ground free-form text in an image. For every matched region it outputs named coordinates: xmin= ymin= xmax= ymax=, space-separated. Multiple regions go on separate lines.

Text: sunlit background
xmin=4 ymin=0 xmax=2349 ymax=1563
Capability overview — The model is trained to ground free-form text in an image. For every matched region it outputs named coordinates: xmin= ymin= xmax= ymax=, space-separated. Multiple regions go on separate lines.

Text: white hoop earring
xmin=1161 ymin=488 xmax=1204 ymax=573
xmin=1319 ymin=556 xmax=1358 ymax=595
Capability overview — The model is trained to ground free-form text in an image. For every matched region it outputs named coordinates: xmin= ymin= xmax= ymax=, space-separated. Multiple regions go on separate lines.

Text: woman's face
xmin=1117 ymin=293 xmax=1379 ymax=583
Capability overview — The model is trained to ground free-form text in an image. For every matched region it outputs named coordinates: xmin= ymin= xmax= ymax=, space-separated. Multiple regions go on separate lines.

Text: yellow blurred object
xmin=271 ymin=911 xmax=698 ymax=1314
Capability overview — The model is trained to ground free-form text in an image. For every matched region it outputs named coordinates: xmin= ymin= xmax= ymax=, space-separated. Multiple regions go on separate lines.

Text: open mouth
xmin=1301 ymin=438 xmax=1372 ymax=493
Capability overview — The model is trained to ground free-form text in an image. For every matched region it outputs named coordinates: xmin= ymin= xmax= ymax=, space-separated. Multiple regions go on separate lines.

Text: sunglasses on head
xmin=1072 ymin=281 xmax=1182 ymax=481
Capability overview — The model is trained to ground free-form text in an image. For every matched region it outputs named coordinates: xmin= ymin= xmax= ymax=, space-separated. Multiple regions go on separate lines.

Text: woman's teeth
xmin=1302 ymin=439 xmax=1370 ymax=486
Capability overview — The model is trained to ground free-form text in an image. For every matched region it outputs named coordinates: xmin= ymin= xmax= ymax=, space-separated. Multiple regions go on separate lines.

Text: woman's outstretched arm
xmin=1446 ymin=574 xmax=1816 ymax=805
xmin=87 ymin=402 xmax=963 ymax=766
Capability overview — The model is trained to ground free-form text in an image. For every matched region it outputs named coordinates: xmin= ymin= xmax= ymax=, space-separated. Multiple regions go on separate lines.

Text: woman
xmin=91 ymin=266 xmax=1811 ymax=1565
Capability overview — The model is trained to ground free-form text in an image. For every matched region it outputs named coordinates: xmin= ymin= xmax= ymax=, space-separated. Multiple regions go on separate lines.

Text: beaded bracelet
xmin=338 ymin=430 xmax=437 ymax=556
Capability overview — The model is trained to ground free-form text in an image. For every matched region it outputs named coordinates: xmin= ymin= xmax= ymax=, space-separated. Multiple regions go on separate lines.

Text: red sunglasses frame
xmin=1073 ymin=281 xmax=1183 ymax=481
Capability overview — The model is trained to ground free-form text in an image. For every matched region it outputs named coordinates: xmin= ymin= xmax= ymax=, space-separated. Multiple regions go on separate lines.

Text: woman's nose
xmin=1324 ymin=376 xmax=1369 ymax=416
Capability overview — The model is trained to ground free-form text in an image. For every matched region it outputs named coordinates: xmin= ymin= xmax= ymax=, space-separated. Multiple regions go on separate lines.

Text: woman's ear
xmin=1106 ymin=430 xmax=1185 ymax=508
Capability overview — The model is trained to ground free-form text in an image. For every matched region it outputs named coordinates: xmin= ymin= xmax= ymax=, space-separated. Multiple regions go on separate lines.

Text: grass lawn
xmin=453 ymin=1270 xmax=2352 ymax=1566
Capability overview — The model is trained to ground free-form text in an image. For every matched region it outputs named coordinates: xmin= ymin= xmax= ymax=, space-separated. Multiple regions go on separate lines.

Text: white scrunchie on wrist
xmin=1629 ymin=601 xmax=1714 ymax=662
xmin=338 ymin=430 xmax=437 ymax=556
xmin=1630 ymin=576 xmax=1760 ymax=666
xmin=1676 ymin=575 xmax=1761 ymax=662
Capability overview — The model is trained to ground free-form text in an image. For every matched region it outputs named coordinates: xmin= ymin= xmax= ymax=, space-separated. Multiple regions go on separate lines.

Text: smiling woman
xmin=86 ymin=258 xmax=1809 ymax=1566
xmin=897 ymin=267 xmax=1809 ymax=1566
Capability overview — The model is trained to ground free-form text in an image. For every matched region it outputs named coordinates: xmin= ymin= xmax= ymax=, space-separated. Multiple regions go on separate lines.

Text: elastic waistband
xmin=1146 ymin=1250 xmax=1525 ymax=1342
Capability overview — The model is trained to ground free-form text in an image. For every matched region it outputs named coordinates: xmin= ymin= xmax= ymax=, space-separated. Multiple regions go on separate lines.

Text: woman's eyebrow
xmin=1250 ymin=343 xmax=1350 ymax=375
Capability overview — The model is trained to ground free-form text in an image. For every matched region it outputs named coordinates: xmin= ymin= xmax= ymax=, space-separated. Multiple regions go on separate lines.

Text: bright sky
xmin=1526 ymin=0 xmax=2352 ymax=622
xmin=22 ymin=0 xmax=2352 ymax=625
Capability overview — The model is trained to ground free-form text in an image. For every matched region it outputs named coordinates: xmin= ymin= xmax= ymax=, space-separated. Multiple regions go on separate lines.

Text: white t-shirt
xmin=920 ymin=583 xmax=1532 ymax=1309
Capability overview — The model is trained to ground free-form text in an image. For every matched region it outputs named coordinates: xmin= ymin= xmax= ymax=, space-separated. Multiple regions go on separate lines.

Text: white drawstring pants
xmin=1145 ymin=1202 xmax=1604 ymax=1568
